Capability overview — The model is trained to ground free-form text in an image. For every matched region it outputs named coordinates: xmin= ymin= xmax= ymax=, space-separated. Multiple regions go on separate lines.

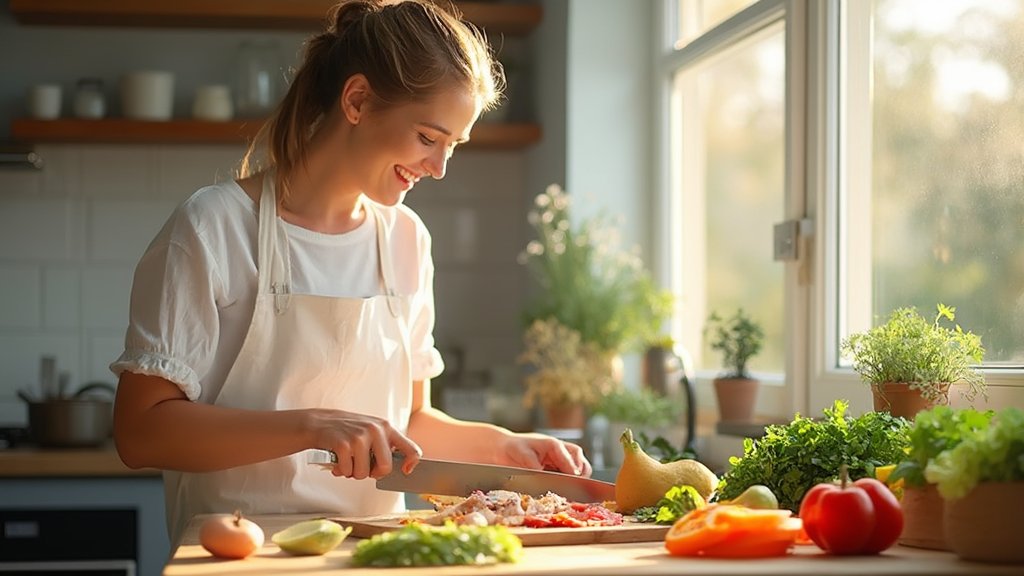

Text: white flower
xmin=527 ymin=211 xmax=540 ymax=225
xmin=526 ymin=240 xmax=545 ymax=255
xmin=553 ymin=242 xmax=566 ymax=254
xmin=541 ymin=211 xmax=554 ymax=224
xmin=553 ymin=194 xmax=569 ymax=211
xmin=535 ymin=193 xmax=551 ymax=208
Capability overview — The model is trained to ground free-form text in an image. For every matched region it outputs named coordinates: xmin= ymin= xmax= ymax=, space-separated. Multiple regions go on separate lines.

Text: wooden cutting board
xmin=330 ymin=511 xmax=671 ymax=546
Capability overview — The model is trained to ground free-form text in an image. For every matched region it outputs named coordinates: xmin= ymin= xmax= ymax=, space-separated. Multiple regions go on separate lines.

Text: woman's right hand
xmin=307 ymin=409 xmax=421 ymax=480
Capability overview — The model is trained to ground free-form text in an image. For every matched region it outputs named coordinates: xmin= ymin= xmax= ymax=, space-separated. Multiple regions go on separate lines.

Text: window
xmin=661 ymin=0 xmax=798 ymax=417
xmin=843 ymin=0 xmax=1024 ymax=366
xmin=658 ymin=0 xmax=1024 ymax=417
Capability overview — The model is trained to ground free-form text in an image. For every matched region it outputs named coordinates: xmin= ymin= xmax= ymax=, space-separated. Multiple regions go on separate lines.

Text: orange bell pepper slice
xmin=664 ymin=504 xmax=802 ymax=558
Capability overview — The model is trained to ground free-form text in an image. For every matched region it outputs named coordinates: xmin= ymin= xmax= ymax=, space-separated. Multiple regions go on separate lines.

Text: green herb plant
xmin=840 ymin=303 xmax=987 ymax=405
xmin=351 ymin=521 xmax=523 ymax=567
xmin=593 ymin=388 xmax=680 ymax=429
xmin=705 ymin=308 xmax=764 ymax=378
xmin=715 ymin=400 xmax=910 ymax=512
xmin=632 ymin=485 xmax=705 ymax=525
xmin=924 ymin=407 xmax=1024 ymax=499
xmin=888 ymin=405 xmax=993 ymax=488
xmin=636 ymin=432 xmax=697 ymax=463
xmin=518 ymin=184 xmax=674 ymax=355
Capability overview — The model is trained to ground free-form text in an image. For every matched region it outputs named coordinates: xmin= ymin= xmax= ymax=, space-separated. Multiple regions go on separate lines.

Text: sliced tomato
xmin=664 ymin=505 xmax=802 ymax=558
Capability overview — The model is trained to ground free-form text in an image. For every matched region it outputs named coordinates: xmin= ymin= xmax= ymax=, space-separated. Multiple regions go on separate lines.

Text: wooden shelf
xmin=11 ymin=118 xmax=541 ymax=149
xmin=9 ymin=0 xmax=542 ymax=35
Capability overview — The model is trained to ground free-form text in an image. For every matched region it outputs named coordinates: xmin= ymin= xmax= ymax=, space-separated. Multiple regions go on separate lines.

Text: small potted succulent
xmin=704 ymin=308 xmax=764 ymax=423
xmin=840 ymin=303 xmax=986 ymax=419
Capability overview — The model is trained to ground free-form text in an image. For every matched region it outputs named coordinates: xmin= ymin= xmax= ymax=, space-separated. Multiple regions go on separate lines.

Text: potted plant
xmin=517 ymin=184 xmax=674 ymax=428
xmin=517 ymin=318 xmax=618 ymax=429
xmin=923 ymin=406 xmax=1024 ymax=564
xmin=704 ymin=308 xmax=764 ymax=422
xmin=592 ymin=387 xmax=682 ymax=467
xmin=840 ymin=303 xmax=986 ymax=419
xmin=888 ymin=406 xmax=992 ymax=551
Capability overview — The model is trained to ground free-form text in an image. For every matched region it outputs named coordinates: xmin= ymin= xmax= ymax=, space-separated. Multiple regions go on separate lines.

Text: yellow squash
xmin=614 ymin=428 xmax=719 ymax=513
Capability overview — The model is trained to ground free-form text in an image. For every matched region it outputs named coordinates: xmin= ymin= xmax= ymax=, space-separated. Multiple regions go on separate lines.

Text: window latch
xmin=773 ymin=218 xmax=813 ymax=261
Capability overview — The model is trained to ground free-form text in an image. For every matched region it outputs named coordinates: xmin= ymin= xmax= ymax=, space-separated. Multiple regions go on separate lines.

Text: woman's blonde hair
xmin=239 ymin=0 xmax=505 ymax=200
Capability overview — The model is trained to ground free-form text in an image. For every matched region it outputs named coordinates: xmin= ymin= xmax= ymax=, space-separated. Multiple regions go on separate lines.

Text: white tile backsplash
xmin=88 ymin=199 xmax=179 ymax=262
xmin=88 ymin=334 xmax=127 ymax=386
xmin=42 ymin=266 xmax=81 ymax=329
xmin=0 ymin=143 xmax=530 ymax=425
xmin=38 ymin=145 xmax=81 ymax=198
xmin=0 ymin=167 xmax=42 ymax=197
xmin=434 ymin=270 xmax=525 ymax=338
xmin=80 ymin=146 xmax=157 ymax=199
xmin=82 ymin=265 xmax=134 ymax=330
xmin=157 ymin=145 xmax=245 ymax=200
xmin=0 ymin=200 xmax=79 ymax=261
xmin=0 ymin=265 xmax=42 ymax=328
xmin=0 ymin=333 xmax=81 ymax=404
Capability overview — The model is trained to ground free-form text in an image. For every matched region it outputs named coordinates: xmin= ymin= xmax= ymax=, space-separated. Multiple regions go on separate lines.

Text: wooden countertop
xmin=0 ymin=443 xmax=160 ymax=477
xmin=165 ymin=514 xmax=1023 ymax=575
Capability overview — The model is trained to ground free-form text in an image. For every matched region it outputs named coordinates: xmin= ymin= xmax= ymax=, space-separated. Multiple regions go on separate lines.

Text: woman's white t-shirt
xmin=110 ymin=181 xmax=444 ymax=401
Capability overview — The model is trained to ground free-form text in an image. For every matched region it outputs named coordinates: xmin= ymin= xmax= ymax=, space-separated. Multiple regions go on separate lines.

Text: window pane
xmin=870 ymin=0 xmax=1024 ymax=365
xmin=675 ymin=27 xmax=786 ymax=374
xmin=676 ymin=0 xmax=759 ymax=48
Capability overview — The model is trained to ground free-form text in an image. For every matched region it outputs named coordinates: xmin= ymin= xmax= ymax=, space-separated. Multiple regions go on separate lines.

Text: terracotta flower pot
xmin=899 ymin=484 xmax=949 ymax=551
xmin=945 ymin=482 xmax=1024 ymax=564
xmin=713 ymin=377 xmax=759 ymax=422
xmin=871 ymin=382 xmax=949 ymax=420
xmin=544 ymin=403 xmax=586 ymax=430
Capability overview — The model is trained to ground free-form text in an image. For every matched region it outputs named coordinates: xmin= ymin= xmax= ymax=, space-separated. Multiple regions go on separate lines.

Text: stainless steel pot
xmin=27 ymin=382 xmax=115 ymax=448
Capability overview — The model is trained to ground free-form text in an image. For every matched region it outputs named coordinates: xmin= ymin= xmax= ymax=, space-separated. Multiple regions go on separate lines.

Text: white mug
xmin=29 ymin=84 xmax=62 ymax=120
xmin=192 ymin=85 xmax=233 ymax=121
xmin=121 ymin=71 xmax=174 ymax=121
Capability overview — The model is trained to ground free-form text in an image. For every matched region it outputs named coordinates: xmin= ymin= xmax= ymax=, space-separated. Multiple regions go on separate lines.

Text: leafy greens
xmin=715 ymin=400 xmax=910 ymax=512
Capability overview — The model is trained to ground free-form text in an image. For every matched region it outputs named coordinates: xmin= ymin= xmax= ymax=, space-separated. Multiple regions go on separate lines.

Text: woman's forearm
xmin=114 ymin=372 xmax=317 ymax=472
xmin=406 ymin=405 xmax=511 ymax=464
xmin=116 ymin=398 xmax=316 ymax=472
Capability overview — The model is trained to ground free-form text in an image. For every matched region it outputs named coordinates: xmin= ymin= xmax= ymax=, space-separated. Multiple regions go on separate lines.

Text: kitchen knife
xmin=306 ymin=449 xmax=615 ymax=503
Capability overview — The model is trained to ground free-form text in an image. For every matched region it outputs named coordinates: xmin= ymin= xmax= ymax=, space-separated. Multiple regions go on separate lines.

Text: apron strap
xmin=369 ymin=202 xmax=400 ymax=318
xmin=257 ymin=172 xmax=292 ymax=314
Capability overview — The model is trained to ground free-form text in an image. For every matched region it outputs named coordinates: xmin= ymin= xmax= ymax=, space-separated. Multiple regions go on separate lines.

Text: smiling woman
xmin=108 ymin=0 xmax=593 ymax=550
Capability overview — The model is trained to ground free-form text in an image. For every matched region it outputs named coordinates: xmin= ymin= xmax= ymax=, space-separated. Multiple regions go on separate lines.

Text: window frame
xmin=655 ymin=0 xmax=810 ymax=419
xmin=656 ymin=0 xmax=1024 ymax=420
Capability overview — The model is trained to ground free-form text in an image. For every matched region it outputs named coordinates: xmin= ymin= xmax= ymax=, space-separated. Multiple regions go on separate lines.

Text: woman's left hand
xmin=498 ymin=432 xmax=593 ymax=477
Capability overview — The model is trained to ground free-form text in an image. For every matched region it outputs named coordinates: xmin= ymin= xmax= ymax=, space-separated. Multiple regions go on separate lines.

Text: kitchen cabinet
xmin=0 ymin=448 xmax=167 ymax=576
xmin=8 ymin=0 xmax=543 ymax=149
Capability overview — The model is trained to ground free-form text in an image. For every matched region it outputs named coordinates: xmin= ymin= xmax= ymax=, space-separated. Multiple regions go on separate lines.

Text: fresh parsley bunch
xmin=715 ymin=400 xmax=910 ymax=512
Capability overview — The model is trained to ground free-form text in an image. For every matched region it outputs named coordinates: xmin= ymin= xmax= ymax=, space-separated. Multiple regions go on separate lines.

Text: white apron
xmin=164 ymin=176 xmax=413 ymax=544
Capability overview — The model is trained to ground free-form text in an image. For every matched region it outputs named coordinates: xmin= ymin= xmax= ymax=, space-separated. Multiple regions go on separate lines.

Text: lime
xmin=271 ymin=519 xmax=351 ymax=556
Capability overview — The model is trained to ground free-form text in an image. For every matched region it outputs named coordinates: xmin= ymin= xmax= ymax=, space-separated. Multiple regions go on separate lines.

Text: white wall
xmin=565 ymin=0 xmax=655 ymax=263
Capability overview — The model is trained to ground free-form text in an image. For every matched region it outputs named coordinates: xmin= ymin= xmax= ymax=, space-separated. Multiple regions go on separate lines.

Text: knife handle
xmin=306 ymin=448 xmax=337 ymax=470
xmin=305 ymin=448 xmax=397 ymax=469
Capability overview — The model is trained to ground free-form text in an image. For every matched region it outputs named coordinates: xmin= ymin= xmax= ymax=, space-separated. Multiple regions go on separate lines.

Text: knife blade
xmin=305 ymin=449 xmax=615 ymax=503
